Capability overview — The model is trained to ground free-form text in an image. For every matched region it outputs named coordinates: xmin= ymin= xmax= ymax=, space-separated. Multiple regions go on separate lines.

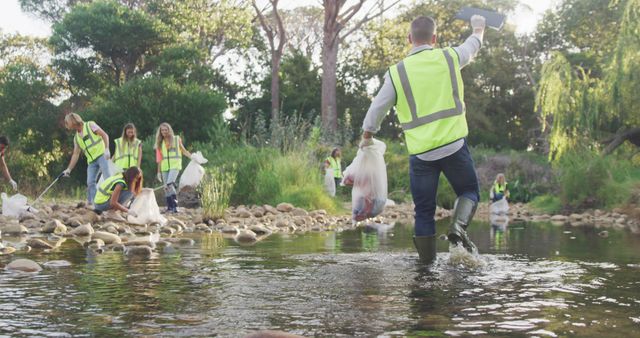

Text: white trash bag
xmin=1 ymin=193 xmax=31 ymax=218
xmin=490 ymin=197 xmax=510 ymax=215
xmin=97 ymin=160 xmax=122 ymax=186
xmin=178 ymin=151 xmax=208 ymax=191
xmin=324 ymin=170 xmax=336 ymax=197
xmin=127 ymin=188 xmax=167 ymax=225
xmin=342 ymin=139 xmax=388 ymax=222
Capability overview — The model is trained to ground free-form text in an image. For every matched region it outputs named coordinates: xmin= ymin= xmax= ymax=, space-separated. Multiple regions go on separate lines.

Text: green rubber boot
xmin=447 ymin=196 xmax=478 ymax=253
xmin=413 ymin=235 xmax=437 ymax=264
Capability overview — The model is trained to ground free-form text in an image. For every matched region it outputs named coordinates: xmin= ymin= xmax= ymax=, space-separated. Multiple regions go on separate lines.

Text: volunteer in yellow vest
xmin=0 ymin=136 xmax=17 ymax=191
xmin=62 ymin=113 xmax=113 ymax=207
xmin=112 ymin=123 xmax=142 ymax=170
xmin=325 ymin=147 xmax=343 ymax=188
xmin=359 ymin=15 xmax=486 ymax=263
xmin=154 ymin=122 xmax=192 ymax=213
xmin=93 ymin=167 xmax=143 ymax=215
xmin=490 ymin=173 xmax=509 ymax=202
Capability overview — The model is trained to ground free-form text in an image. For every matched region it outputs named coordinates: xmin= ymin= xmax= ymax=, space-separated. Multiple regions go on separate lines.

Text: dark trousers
xmin=409 ymin=140 xmax=480 ymax=236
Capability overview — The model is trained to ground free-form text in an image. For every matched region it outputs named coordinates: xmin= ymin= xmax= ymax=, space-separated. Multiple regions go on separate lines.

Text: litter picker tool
xmin=29 ymin=172 xmax=65 ymax=210
xmin=454 ymin=7 xmax=506 ymax=31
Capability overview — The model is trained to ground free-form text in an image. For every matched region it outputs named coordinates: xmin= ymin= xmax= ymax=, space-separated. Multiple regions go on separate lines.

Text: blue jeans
xmin=409 ymin=141 xmax=480 ymax=236
xmin=94 ymin=190 xmax=133 ymax=212
xmin=491 ymin=192 xmax=504 ymax=202
xmin=162 ymin=169 xmax=179 ymax=197
xmin=87 ymin=155 xmax=112 ymax=205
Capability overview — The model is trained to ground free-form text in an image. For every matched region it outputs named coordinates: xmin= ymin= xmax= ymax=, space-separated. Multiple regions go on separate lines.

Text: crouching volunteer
xmin=359 ymin=15 xmax=486 ymax=264
xmin=490 ymin=173 xmax=509 ymax=202
xmin=93 ymin=167 xmax=143 ymax=215
xmin=154 ymin=122 xmax=192 ymax=213
xmin=62 ymin=113 xmax=112 ymax=207
xmin=113 ymin=123 xmax=142 ymax=170
xmin=0 ymin=136 xmax=17 ymax=191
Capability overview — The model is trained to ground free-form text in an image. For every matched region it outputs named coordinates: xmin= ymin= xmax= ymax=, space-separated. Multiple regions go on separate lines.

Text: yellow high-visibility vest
xmin=389 ymin=47 xmax=468 ymax=155
xmin=75 ymin=121 xmax=106 ymax=163
xmin=94 ymin=174 xmax=127 ymax=205
xmin=161 ymin=136 xmax=182 ymax=172
xmin=326 ymin=156 xmax=342 ymax=178
xmin=114 ymin=137 xmax=141 ymax=169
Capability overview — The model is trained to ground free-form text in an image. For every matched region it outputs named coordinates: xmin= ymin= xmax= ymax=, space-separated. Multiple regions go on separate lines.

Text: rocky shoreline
xmin=0 ymin=200 xmax=638 ymax=271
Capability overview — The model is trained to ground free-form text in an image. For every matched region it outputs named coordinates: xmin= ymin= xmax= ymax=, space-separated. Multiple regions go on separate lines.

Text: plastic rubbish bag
xmin=342 ymin=139 xmax=388 ymax=221
xmin=490 ymin=197 xmax=509 ymax=214
xmin=178 ymin=151 xmax=208 ymax=192
xmin=127 ymin=188 xmax=167 ymax=225
xmin=1 ymin=193 xmax=31 ymax=218
xmin=97 ymin=160 xmax=122 ymax=186
xmin=324 ymin=170 xmax=336 ymax=197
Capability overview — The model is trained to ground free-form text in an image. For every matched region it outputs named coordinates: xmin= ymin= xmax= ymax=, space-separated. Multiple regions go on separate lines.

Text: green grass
xmin=529 ymin=195 xmax=562 ymax=214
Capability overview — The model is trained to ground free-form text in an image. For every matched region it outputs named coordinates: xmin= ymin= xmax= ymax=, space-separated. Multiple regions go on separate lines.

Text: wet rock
xmin=106 ymin=243 xmax=125 ymax=252
xmin=41 ymin=219 xmax=67 ymax=234
xmin=249 ymin=224 xmax=271 ymax=236
xmin=263 ymin=204 xmax=279 ymax=215
xmin=0 ymin=244 xmax=15 ymax=254
xmin=598 ymin=230 xmax=609 ymax=238
xmin=66 ymin=217 xmax=83 ymax=228
xmin=26 ymin=238 xmax=55 ymax=250
xmin=276 ymin=203 xmax=294 ymax=212
xmin=166 ymin=219 xmax=186 ymax=232
xmin=43 ymin=260 xmax=72 ymax=268
xmin=237 ymin=209 xmax=252 ymax=218
xmin=124 ymin=245 xmax=153 ymax=257
xmin=234 ymin=229 xmax=257 ymax=243
xmin=195 ymin=223 xmax=212 ymax=233
xmin=6 ymin=258 xmax=42 ymax=272
xmin=221 ymin=225 xmax=238 ymax=234
xmin=1 ymin=223 xmax=28 ymax=235
xmin=252 ymin=207 xmax=265 ymax=218
xmin=93 ymin=231 xmax=122 ymax=245
xmin=244 ymin=330 xmax=303 ymax=338
xmin=160 ymin=227 xmax=175 ymax=236
xmin=569 ymin=213 xmax=584 ymax=222
xmin=291 ymin=208 xmax=308 ymax=217
xmin=19 ymin=213 xmax=37 ymax=222
xmin=70 ymin=223 xmax=95 ymax=237
xmin=156 ymin=240 xmax=172 ymax=248
xmin=178 ymin=187 xmax=200 ymax=208
xmin=178 ymin=238 xmax=195 ymax=246
xmin=274 ymin=218 xmax=290 ymax=228
xmin=85 ymin=238 xmax=105 ymax=250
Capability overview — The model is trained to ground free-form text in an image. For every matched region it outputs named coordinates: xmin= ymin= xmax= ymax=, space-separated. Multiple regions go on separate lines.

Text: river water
xmin=1 ymin=218 xmax=639 ymax=337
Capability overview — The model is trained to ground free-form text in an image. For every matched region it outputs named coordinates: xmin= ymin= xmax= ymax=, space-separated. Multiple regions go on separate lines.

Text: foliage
xmin=201 ymin=166 xmax=237 ymax=221
xmin=529 ymin=195 xmax=562 ymax=215
xmin=86 ymin=76 xmax=226 ymax=145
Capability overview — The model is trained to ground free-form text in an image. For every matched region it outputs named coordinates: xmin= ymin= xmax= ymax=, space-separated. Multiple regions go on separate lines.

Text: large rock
xmin=5 ymin=259 xmax=42 ymax=272
xmin=276 ymin=203 xmax=294 ymax=212
xmin=92 ymin=231 xmax=122 ymax=245
xmin=1 ymin=223 xmax=28 ymax=235
xmin=235 ymin=229 xmax=257 ymax=243
xmin=70 ymin=223 xmax=95 ymax=237
xmin=249 ymin=224 xmax=271 ymax=236
xmin=291 ymin=208 xmax=308 ymax=217
xmin=26 ymin=238 xmax=55 ymax=250
xmin=124 ymin=245 xmax=153 ymax=258
xmin=263 ymin=204 xmax=279 ymax=215
xmin=41 ymin=219 xmax=67 ymax=234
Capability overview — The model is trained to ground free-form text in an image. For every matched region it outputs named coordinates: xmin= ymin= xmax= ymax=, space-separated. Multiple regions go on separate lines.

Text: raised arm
xmin=453 ymin=15 xmax=486 ymax=68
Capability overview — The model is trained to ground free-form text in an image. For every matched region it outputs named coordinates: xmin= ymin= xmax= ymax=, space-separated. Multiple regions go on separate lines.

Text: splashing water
xmin=448 ymin=243 xmax=486 ymax=269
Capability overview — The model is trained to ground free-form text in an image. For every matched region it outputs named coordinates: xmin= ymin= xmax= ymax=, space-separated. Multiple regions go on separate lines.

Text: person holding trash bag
xmin=62 ymin=113 xmax=112 ymax=208
xmin=325 ymin=147 xmax=343 ymax=189
xmin=112 ymin=123 xmax=142 ymax=170
xmin=490 ymin=173 xmax=509 ymax=202
xmin=93 ymin=167 xmax=143 ymax=215
xmin=359 ymin=15 xmax=486 ymax=263
xmin=0 ymin=136 xmax=17 ymax=191
xmin=154 ymin=122 xmax=192 ymax=213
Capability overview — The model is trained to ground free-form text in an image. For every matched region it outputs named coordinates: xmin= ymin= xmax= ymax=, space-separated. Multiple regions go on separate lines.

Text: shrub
xmin=200 ymin=166 xmax=236 ymax=221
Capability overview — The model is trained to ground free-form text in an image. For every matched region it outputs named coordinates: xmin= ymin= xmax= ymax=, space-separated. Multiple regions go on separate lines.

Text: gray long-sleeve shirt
xmin=362 ymin=33 xmax=483 ymax=161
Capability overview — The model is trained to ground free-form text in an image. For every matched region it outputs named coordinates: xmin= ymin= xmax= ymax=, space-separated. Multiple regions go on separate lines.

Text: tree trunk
xmin=602 ymin=127 xmax=640 ymax=155
xmin=271 ymin=53 xmax=281 ymax=123
xmin=321 ymin=38 xmax=338 ymax=132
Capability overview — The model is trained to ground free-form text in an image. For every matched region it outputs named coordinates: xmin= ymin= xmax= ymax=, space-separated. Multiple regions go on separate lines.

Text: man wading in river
xmin=359 ymin=15 xmax=486 ymax=264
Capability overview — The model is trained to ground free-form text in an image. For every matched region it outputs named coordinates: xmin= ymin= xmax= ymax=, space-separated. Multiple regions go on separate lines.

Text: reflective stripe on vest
xmin=326 ymin=156 xmax=342 ymax=178
xmin=114 ymin=137 xmax=141 ymax=169
xmin=389 ymin=47 xmax=468 ymax=155
xmin=75 ymin=121 xmax=106 ymax=163
xmin=94 ymin=174 xmax=127 ymax=205
xmin=494 ymin=182 xmax=507 ymax=194
xmin=161 ymin=136 xmax=182 ymax=172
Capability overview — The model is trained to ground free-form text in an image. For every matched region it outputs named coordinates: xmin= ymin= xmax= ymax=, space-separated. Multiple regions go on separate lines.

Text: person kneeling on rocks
xmin=93 ymin=167 xmax=142 ymax=217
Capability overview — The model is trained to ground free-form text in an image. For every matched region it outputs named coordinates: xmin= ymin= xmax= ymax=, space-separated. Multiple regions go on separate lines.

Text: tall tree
xmin=321 ymin=0 xmax=399 ymax=133
xmin=252 ymin=0 xmax=287 ymax=124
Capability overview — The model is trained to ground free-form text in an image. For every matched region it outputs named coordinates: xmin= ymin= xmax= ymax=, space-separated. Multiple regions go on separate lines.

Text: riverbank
xmin=1 ymin=199 xmax=639 ymax=266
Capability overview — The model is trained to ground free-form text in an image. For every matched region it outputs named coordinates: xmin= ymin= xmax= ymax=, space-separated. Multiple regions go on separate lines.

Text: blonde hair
xmin=121 ymin=123 xmax=137 ymax=143
xmin=64 ymin=113 xmax=83 ymax=129
xmin=154 ymin=122 xmax=175 ymax=150
xmin=495 ymin=173 xmax=506 ymax=183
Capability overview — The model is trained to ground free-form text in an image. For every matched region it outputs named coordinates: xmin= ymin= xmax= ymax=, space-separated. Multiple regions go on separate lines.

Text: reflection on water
xmin=1 ymin=219 xmax=640 ymax=337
